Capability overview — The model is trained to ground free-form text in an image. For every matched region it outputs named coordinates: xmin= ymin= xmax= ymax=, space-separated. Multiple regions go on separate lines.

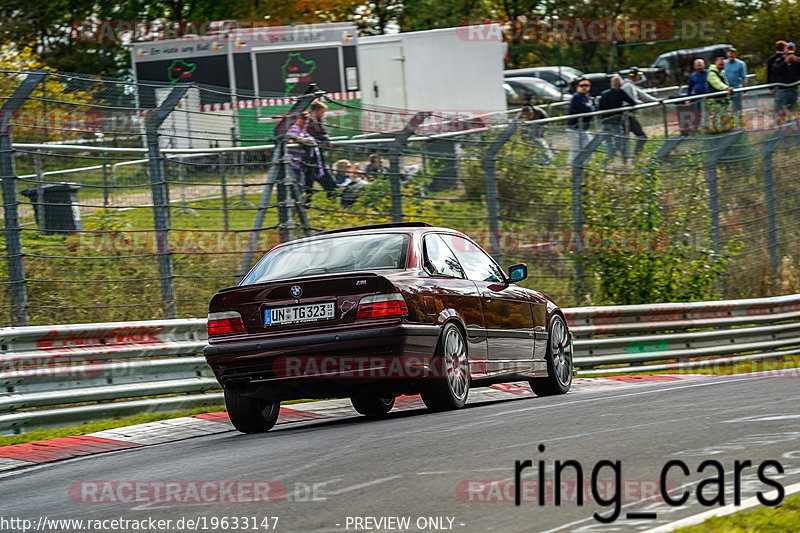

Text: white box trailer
xmin=357 ymin=25 xmax=506 ymax=117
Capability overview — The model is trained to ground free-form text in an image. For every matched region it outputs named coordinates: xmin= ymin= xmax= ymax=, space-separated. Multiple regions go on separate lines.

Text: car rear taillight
xmin=356 ymin=294 xmax=408 ymax=319
xmin=208 ymin=311 xmax=246 ymax=336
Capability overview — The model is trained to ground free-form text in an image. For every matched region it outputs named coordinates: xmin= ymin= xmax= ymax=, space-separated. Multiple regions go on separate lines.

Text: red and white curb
xmin=0 ymin=375 xmax=702 ymax=474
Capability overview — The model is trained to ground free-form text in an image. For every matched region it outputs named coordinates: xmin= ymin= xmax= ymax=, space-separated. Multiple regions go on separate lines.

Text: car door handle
xmin=481 ymin=292 xmax=494 ymax=301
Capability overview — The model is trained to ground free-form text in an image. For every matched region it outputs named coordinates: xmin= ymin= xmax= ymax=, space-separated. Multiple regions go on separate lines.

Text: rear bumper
xmin=204 ymin=324 xmax=441 ymax=400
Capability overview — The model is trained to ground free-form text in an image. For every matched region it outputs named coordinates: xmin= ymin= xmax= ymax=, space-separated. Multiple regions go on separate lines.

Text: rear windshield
xmin=242 ymin=233 xmax=410 ymax=285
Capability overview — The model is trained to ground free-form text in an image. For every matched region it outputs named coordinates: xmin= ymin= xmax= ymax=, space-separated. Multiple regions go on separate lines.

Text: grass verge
xmin=674 ymin=493 xmax=800 ymax=532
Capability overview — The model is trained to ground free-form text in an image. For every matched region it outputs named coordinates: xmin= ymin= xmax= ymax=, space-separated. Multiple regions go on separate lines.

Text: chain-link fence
xmin=2 ymin=68 xmax=800 ymax=326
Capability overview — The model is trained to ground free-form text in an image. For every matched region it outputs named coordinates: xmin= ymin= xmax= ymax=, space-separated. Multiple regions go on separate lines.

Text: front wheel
xmin=421 ymin=323 xmax=470 ymax=411
xmin=225 ymin=390 xmax=280 ymax=433
xmin=529 ymin=314 xmax=573 ymax=396
xmin=351 ymin=394 xmax=395 ymax=417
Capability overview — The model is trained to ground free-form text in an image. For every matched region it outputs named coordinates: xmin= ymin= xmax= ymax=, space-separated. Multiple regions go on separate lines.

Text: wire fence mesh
xmin=2 ymin=69 xmax=800 ymax=326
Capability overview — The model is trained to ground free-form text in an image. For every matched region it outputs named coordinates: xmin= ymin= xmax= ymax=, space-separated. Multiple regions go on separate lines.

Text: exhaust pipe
xmin=223 ymin=378 xmax=248 ymax=393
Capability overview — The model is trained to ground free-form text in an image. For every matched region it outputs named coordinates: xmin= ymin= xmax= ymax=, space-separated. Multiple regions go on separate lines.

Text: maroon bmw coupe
xmin=204 ymin=222 xmax=573 ymax=433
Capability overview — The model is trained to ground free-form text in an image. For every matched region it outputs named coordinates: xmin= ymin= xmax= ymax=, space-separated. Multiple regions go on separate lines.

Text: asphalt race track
xmin=2 ymin=373 xmax=799 ymax=533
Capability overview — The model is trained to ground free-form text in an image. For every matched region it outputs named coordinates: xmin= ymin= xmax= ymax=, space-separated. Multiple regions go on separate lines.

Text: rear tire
xmin=421 ymin=323 xmax=470 ymax=411
xmin=224 ymin=390 xmax=280 ymax=433
xmin=529 ymin=314 xmax=573 ymax=396
xmin=350 ymin=394 xmax=395 ymax=417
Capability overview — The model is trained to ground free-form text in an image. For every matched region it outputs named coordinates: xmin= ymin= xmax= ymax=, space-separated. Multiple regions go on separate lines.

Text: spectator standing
xmin=767 ymin=41 xmax=787 ymax=111
xmin=306 ymin=100 xmax=337 ymax=194
xmin=724 ymin=48 xmax=747 ymax=116
xmin=621 ymin=67 xmax=664 ymax=158
xmin=684 ymin=59 xmax=709 ymax=134
xmin=566 ymin=78 xmax=596 ymax=166
xmin=686 ymin=59 xmax=710 ymax=99
xmin=706 ymin=56 xmax=735 ymax=132
xmin=772 ymin=42 xmax=800 ymax=122
xmin=598 ymin=75 xmax=636 ymax=163
xmin=287 ymin=111 xmax=324 ymax=201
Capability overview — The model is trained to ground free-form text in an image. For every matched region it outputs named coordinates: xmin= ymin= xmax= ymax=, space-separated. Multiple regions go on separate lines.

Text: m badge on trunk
xmin=290 ymin=285 xmax=302 ymax=298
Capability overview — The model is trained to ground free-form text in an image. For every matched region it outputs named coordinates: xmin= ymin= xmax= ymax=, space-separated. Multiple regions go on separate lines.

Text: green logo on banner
xmin=168 ymin=60 xmax=197 ymax=84
xmin=282 ymin=53 xmax=316 ymax=95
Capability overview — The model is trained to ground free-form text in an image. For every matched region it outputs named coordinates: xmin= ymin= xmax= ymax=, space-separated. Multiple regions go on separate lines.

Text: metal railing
xmin=1 ymin=294 xmax=798 ymax=434
xmin=0 ymin=319 xmax=220 ymax=434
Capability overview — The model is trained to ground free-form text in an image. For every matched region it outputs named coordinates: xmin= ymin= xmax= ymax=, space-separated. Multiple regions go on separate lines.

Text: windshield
xmin=242 ymin=233 xmax=410 ymax=285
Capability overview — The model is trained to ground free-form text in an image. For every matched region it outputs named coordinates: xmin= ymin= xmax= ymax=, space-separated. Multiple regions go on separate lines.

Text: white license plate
xmin=264 ymin=302 xmax=336 ymax=326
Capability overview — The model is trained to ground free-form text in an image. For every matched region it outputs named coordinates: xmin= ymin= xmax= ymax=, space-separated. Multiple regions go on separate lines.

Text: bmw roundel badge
xmin=290 ymin=285 xmax=302 ymax=298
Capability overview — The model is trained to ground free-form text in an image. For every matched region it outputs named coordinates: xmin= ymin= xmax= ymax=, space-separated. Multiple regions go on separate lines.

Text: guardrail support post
xmin=482 ymin=120 xmax=519 ymax=264
xmin=145 ymin=84 xmax=190 ymax=319
xmin=1 ymin=70 xmax=47 ymax=326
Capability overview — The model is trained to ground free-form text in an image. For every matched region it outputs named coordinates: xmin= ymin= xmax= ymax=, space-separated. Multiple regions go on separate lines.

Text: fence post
xmin=221 ymin=155 xmax=230 ymax=232
xmin=280 ymin=151 xmax=296 ymax=242
xmin=703 ymin=131 xmax=742 ymax=259
xmin=144 ymin=84 xmax=189 ymax=319
xmin=762 ymin=127 xmax=788 ymax=276
xmin=388 ymin=112 xmax=429 ymax=223
xmin=33 ymin=149 xmax=45 ymax=230
xmin=482 ymin=120 xmax=519 ymax=264
xmin=0 ymin=70 xmax=47 ymax=326
xmin=570 ymin=134 xmax=604 ymax=301
xmin=101 ymin=151 xmax=109 ymax=207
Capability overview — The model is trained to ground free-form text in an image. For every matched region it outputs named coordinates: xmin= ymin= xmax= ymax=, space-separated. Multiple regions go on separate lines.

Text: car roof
xmin=273 ymin=224 xmax=469 ymax=249
xmin=506 ymin=76 xmax=553 ymax=86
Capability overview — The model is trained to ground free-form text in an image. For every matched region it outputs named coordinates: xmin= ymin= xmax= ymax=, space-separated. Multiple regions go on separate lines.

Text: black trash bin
xmin=21 ymin=183 xmax=82 ymax=234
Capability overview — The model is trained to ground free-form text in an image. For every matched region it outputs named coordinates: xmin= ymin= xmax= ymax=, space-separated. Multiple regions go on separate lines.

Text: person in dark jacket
xmin=566 ymin=78 xmax=596 ymax=166
xmin=772 ymin=42 xmax=800 ymax=122
xmin=683 ymin=59 xmax=709 ymax=134
xmin=306 ymin=100 xmax=337 ymax=195
xmin=686 ymin=59 xmax=709 ymax=98
xmin=767 ymin=40 xmax=787 ymax=111
xmin=598 ymin=75 xmax=636 ymax=163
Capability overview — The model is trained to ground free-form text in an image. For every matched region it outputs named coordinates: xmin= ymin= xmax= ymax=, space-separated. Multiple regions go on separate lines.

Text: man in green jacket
xmin=706 ymin=56 xmax=735 ymax=131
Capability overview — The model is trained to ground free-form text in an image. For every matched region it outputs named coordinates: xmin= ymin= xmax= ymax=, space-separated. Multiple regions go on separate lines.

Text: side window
xmin=423 ymin=234 xmax=465 ymax=278
xmin=441 ymin=235 xmax=505 ymax=283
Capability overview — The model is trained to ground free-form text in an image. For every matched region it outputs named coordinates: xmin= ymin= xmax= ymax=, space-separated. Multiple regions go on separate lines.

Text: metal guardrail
xmin=566 ymin=293 xmax=800 ymax=375
xmin=1 ymin=294 xmax=798 ymax=434
xmin=0 ymin=319 xmax=220 ymax=435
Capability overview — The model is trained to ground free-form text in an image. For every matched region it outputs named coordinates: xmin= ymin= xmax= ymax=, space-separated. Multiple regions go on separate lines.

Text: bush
xmin=582 ymin=155 xmax=740 ymax=305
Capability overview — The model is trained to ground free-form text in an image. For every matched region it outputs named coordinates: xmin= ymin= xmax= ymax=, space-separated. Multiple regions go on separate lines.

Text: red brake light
xmin=208 ymin=311 xmax=246 ymax=336
xmin=357 ymin=294 xmax=408 ymax=319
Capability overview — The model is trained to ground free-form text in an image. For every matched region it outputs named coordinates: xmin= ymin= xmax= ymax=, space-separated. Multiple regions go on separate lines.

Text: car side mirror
xmin=508 ymin=263 xmax=527 ymax=282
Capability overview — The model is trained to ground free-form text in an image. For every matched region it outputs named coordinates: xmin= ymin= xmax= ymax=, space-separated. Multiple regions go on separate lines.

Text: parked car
xmin=204 ymin=222 xmax=574 ymax=433
xmin=630 ymin=43 xmax=732 ymax=88
xmin=505 ymin=77 xmax=567 ymax=105
xmin=504 ymin=66 xmax=584 ymax=93
xmin=504 ymin=82 xmax=524 ymax=107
